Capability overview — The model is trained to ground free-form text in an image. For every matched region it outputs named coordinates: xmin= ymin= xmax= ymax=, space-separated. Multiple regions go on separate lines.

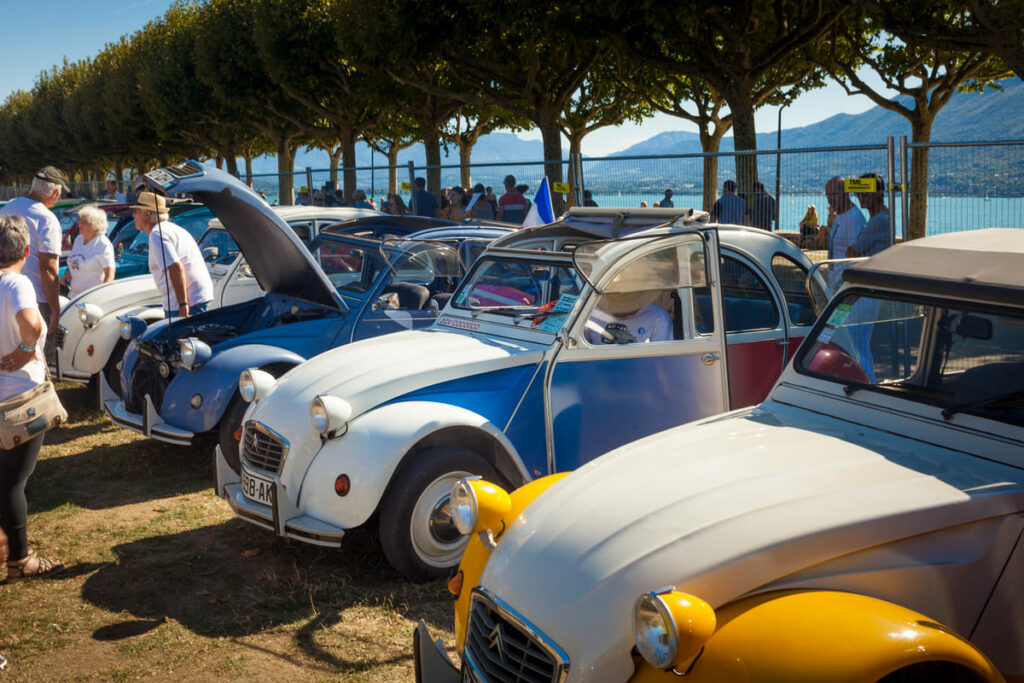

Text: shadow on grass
xmin=81 ymin=520 xmax=453 ymax=667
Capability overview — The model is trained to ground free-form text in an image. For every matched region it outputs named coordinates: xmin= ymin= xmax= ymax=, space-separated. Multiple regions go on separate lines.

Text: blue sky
xmin=0 ymin=0 xmax=897 ymax=157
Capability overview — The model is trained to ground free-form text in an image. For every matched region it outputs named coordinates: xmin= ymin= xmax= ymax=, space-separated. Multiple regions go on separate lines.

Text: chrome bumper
xmin=103 ymin=394 xmax=195 ymax=446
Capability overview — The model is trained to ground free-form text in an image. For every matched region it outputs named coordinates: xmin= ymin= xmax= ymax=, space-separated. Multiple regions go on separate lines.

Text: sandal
xmin=6 ymin=548 xmax=63 ymax=582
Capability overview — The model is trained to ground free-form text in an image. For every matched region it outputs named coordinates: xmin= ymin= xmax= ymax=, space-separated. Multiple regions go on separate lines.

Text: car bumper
xmin=104 ymin=395 xmax=195 ymax=446
xmin=216 ymin=448 xmax=347 ymax=547
xmin=413 ymin=621 xmax=460 ymax=683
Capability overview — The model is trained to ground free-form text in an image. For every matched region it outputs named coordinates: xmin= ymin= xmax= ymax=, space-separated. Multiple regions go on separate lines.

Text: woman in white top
xmin=0 ymin=215 xmax=62 ymax=581
xmin=61 ymin=205 xmax=115 ymax=297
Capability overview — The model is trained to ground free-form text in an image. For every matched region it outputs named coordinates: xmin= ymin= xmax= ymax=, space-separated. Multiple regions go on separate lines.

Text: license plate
xmin=241 ymin=471 xmax=274 ymax=506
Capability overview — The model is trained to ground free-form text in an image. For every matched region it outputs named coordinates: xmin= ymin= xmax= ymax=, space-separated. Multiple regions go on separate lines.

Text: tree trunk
xmin=566 ymin=134 xmax=585 ymax=209
xmin=908 ymin=117 xmax=934 ymax=241
xmin=339 ymin=128 xmax=357 ymax=203
xmin=329 ymin=146 xmax=342 ymax=190
xmin=276 ymin=138 xmax=295 ymax=205
xmin=225 ymin=150 xmax=239 ymax=178
xmin=699 ymin=129 xmax=726 ymax=213
xmin=244 ymin=156 xmax=253 ymax=186
xmin=459 ymin=141 xmax=472 ymax=189
xmin=724 ymin=88 xmax=759 ymax=200
xmin=388 ymin=146 xmax=400 ymax=195
xmin=537 ymin=111 xmax=565 ymax=214
xmin=422 ymin=124 xmax=442 ymax=202
xmin=214 ymin=155 xmax=224 ymax=170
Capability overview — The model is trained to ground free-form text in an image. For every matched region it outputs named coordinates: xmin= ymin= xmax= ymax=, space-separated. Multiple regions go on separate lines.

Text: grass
xmin=0 ymin=382 xmax=456 ymax=681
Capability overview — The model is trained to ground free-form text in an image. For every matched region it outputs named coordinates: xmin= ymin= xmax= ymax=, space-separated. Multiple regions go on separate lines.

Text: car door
xmin=546 ymin=231 xmax=729 ymax=473
xmin=770 ymin=252 xmax=829 ymax=362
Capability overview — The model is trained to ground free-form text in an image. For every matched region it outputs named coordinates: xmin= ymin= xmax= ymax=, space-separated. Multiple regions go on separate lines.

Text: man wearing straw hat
xmin=131 ymin=191 xmax=212 ymax=318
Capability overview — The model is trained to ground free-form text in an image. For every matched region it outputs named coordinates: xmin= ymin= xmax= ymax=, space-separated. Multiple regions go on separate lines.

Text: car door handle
xmin=702 ymin=353 xmax=721 ymax=366
xmin=776 ymin=338 xmax=790 ymax=347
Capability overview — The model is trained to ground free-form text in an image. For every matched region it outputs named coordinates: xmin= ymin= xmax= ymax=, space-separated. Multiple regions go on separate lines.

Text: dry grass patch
xmin=0 ymin=382 xmax=455 ymax=681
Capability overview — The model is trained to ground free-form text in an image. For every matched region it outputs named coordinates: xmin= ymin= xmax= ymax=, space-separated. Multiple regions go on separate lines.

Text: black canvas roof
xmin=843 ymin=228 xmax=1024 ymax=306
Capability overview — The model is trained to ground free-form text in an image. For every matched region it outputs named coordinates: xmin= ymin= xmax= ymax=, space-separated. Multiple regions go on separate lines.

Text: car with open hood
xmin=54 ymin=199 xmax=378 ymax=396
xmin=416 ymin=228 xmax=1024 ymax=683
xmin=217 ymin=207 xmax=826 ymax=582
xmin=104 ymin=162 xmax=507 ymax=463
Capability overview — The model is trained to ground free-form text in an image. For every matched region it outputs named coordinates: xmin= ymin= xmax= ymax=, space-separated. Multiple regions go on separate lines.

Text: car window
xmin=314 ymin=241 xmax=379 ymax=293
xmin=199 ymin=230 xmax=239 ymax=265
xmin=289 ymin=221 xmax=313 ymax=244
xmin=771 ymin=253 xmax=825 ymax=326
xmin=454 ymin=257 xmax=581 ymax=330
xmin=707 ymin=256 xmax=779 ymax=333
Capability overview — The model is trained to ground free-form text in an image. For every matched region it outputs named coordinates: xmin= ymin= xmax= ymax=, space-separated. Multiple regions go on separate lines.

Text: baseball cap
xmin=36 ymin=166 xmax=70 ymax=193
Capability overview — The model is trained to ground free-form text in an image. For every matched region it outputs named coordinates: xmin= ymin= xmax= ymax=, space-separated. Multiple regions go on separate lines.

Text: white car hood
xmin=478 ymin=401 xmax=1024 ymax=679
xmin=247 ymin=328 xmax=545 ymax=441
xmin=62 ymin=274 xmax=159 ymax=316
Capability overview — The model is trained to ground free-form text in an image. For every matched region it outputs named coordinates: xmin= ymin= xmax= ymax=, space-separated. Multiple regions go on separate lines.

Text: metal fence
xmin=4 ymin=138 xmax=1022 ymax=241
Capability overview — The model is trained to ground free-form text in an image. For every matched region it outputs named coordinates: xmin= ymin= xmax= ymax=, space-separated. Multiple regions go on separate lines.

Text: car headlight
xmin=178 ymin=337 xmax=211 ymax=370
xmin=451 ymin=478 xmax=511 ymax=537
xmin=118 ymin=315 xmax=148 ymax=341
xmin=76 ymin=302 xmax=103 ymax=329
xmin=310 ymin=395 xmax=352 ymax=438
xmin=633 ymin=589 xmax=716 ymax=671
xmin=239 ymin=368 xmax=276 ymax=403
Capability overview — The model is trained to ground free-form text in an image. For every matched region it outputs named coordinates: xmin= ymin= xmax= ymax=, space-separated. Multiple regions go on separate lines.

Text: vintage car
xmin=105 ymin=162 xmax=507 ymax=462
xmin=416 ymin=228 xmax=1024 ymax=683
xmin=54 ymin=203 xmax=379 ymax=395
xmin=217 ymin=208 xmax=826 ymax=581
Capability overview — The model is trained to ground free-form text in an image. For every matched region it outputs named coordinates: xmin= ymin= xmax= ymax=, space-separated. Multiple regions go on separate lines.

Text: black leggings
xmin=0 ymin=433 xmax=44 ymax=563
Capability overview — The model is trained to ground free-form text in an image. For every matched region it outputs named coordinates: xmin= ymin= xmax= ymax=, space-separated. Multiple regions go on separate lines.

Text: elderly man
xmin=0 ymin=166 xmax=69 ymax=360
xmin=132 ymin=191 xmax=212 ymax=318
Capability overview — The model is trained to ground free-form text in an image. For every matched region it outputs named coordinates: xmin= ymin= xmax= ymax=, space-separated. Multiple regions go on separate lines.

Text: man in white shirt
xmin=132 ymin=191 xmax=213 ymax=317
xmin=824 ymin=176 xmax=867 ymax=291
xmin=0 ymin=166 xmax=69 ymax=361
xmin=585 ymin=301 xmax=672 ymax=345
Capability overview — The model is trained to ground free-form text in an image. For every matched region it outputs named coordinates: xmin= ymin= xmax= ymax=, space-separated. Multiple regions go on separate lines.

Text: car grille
xmin=54 ymin=325 xmax=66 ymax=350
xmin=463 ymin=590 xmax=567 ymax=683
xmin=241 ymin=422 xmax=287 ymax=475
xmin=125 ymin=359 xmax=171 ymax=415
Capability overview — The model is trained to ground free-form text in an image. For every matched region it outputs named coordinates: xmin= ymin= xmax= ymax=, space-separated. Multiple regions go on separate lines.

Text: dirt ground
xmin=0 ymin=382 xmax=455 ymax=681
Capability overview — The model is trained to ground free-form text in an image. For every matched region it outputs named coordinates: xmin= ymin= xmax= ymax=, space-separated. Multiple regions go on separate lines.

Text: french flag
xmin=521 ymin=177 xmax=555 ymax=228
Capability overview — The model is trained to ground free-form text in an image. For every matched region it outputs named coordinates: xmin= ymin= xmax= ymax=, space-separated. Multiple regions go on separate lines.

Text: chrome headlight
xmin=178 ymin=337 xmax=211 ymax=370
xmin=310 ymin=395 xmax=352 ymax=438
xmin=239 ymin=368 xmax=276 ymax=404
xmin=633 ymin=589 xmax=716 ymax=671
xmin=451 ymin=478 xmax=479 ymax=535
xmin=118 ymin=315 xmax=148 ymax=341
xmin=76 ymin=302 xmax=103 ymax=328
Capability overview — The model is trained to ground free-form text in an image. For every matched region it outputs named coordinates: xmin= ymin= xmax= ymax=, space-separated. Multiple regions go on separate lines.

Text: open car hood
xmin=142 ymin=162 xmax=344 ymax=311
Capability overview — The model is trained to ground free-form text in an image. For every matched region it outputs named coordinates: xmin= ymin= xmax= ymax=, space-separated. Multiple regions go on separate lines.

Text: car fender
xmin=628 ymin=590 xmax=1004 ymax=683
xmin=160 ymin=344 xmax=306 ymax=434
xmin=295 ymin=401 xmax=526 ymax=535
xmin=71 ymin=306 xmax=163 ymax=376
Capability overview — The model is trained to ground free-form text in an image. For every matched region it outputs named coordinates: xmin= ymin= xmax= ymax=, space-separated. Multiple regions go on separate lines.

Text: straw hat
xmin=131 ymin=191 xmax=170 ymax=217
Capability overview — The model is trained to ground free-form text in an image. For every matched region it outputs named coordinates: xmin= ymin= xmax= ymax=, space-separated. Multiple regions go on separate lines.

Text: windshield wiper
xmin=942 ymin=390 xmax=1024 ymax=421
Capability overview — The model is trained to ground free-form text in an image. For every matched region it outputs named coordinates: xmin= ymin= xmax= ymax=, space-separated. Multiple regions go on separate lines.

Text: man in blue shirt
xmin=413 ymin=177 xmax=438 ymax=218
xmin=710 ymin=179 xmax=748 ymax=225
xmin=848 ymin=173 xmax=890 ymax=257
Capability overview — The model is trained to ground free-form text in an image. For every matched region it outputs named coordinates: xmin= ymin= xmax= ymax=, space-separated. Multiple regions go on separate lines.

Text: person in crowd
xmin=660 ymin=189 xmax=674 ymax=208
xmin=799 ymin=204 xmax=821 ymax=248
xmin=710 ymin=179 xmax=749 ymax=225
xmin=132 ymin=191 xmax=213 ymax=318
xmin=497 ymin=175 xmax=527 ymax=223
xmin=583 ymin=190 xmax=598 ymax=207
xmin=103 ymin=180 xmax=126 ymax=203
xmin=516 ymin=184 xmax=532 ymax=214
xmin=0 ymin=214 xmax=63 ymax=581
xmin=0 ymin=166 xmax=68 ymax=363
xmin=296 ymin=188 xmax=310 ymax=206
xmin=824 ymin=176 xmax=868 ymax=290
xmin=352 ymin=189 xmax=374 ymax=209
xmin=749 ymin=180 xmax=777 ymax=230
xmin=470 ymin=183 xmax=495 ymax=220
xmin=652 ymin=202 xmax=660 ymax=208
xmin=413 ymin=177 xmax=438 ymax=218
xmin=258 ymin=191 xmax=269 ymax=204
xmin=384 ymin=193 xmax=408 ymax=215
xmin=333 ymin=189 xmax=346 ymax=207
xmin=848 ymin=173 xmax=890 ymax=257
xmin=61 ymin=205 xmax=115 ymax=298
xmin=640 ymin=201 xmax=649 ymax=208
xmin=440 ymin=186 xmax=476 ymax=221
xmin=485 ymin=186 xmax=499 ymax=216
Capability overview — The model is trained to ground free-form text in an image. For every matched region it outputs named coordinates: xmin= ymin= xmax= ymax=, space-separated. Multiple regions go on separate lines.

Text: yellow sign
xmin=552 ymin=182 xmax=571 ymax=194
xmin=844 ymin=178 xmax=877 ymax=193
xmin=400 ymin=181 xmax=411 ymax=191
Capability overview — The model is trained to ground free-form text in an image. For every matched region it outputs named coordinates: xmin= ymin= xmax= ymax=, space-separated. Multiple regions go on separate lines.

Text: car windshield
xmin=797 ymin=291 xmax=1024 ymax=426
xmin=311 ymin=238 xmax=383 ymax=294
xmin=198 ymin=229 xmax=239 ymax=265
xmin=452 ymin=255 xmax=583 ymax=328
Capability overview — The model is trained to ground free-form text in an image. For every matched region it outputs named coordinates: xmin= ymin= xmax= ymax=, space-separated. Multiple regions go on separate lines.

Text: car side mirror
xmin=956 ymin=314 xmax=993 ymax=340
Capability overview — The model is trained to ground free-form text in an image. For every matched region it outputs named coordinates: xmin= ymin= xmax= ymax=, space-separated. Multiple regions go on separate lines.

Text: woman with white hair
xmin=61 ymin=205 xmax=115 ymax=297
xmin=0 ymin=214 xmax=63 ymax=581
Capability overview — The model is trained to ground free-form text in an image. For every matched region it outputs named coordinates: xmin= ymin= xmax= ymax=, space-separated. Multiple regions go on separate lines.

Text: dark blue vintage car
xmin=103 ymin=162 xmax=511 ymax=468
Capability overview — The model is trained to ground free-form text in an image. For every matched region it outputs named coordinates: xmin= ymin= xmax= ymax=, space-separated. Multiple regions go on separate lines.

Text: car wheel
xmin=103 ymin=337 xmax=130 ymax=399
xmin=218 ymin=393 xmax=249 ymax=474
xmin=378 ymin=447 xmax=500 ymax=582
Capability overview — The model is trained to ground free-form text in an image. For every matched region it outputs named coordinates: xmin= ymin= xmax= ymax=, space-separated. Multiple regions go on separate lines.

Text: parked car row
xmin=58 ymin=161 xmax=1023 ymax=683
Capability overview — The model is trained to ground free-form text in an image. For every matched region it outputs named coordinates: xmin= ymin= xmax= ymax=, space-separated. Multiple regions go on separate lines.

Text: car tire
xmin=103 ymin=337 xmax=130 ymax=399
xmin=218 ymin=393 xmax=249 ymax=474
xmin=378 ymin=447 xmax=500 ymax=582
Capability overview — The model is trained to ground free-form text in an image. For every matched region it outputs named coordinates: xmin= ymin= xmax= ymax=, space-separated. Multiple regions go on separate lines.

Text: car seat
xmin=384 ymin=282 xmax=431 ymax=310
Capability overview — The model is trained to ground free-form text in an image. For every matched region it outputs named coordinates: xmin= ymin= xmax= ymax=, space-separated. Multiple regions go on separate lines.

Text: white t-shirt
xmin=0 ymin=272 xmax=47 ymax=402
xmin=67 ymin=234 xmax=116 ymax=297
xmin=0 ymin=196 xmax=62 ymax=303
xmin=147 ymin=221 xmax=213 ymax=311
xmin=828 ymin=205 xmax=868 ymax=289
xmin=585 ymin=304 xmax=673 ymax=345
